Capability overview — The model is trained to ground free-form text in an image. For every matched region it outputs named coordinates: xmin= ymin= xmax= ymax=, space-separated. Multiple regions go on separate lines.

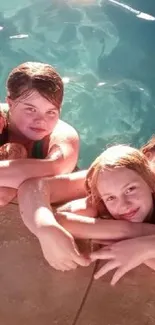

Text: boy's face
xmin=7 ymin=90 xmax=60 ymax=140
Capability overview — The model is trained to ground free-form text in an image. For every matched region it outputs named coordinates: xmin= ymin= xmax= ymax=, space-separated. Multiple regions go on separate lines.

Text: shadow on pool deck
xmin=0 ymin=203 xmax=155 ymax=325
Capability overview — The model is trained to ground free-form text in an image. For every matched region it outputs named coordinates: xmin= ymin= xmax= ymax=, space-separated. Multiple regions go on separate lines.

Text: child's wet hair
xmin=6 ymin=62 xmax=64 ymax=110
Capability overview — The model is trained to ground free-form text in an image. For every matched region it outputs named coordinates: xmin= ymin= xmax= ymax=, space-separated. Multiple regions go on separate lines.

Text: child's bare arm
xmin=56 ymin=212 xmax=155 ymax=240
xmin=57 ymin=196 xmax=97 ymax=217
xmin=18 ymin=177 xmax=90 ymax=272
xmin=144 ymin=259 xmax=155 ymax=270
xmin=0 ymin=135 xmax=80 ymax=189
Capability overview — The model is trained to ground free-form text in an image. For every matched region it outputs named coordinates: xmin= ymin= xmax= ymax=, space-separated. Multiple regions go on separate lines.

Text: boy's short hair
xmin=140 ymin=136 xmax=155 ymax=155
xmin=6 ymin=62 xmax=64 ymax=109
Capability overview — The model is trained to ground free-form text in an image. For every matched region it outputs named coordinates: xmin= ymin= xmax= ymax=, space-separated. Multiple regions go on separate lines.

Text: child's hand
xmin=0 ymin=143 xmax=27 ymax=160
xmin=38 ymin=222 xmax=90 ymax=271
xmin=90 ymin=235 xmax=155 ymax=285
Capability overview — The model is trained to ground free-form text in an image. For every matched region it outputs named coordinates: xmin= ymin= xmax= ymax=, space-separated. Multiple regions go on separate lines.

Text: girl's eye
xmin=106 ymin=196 xmax=116 ymax=202
xmin=126 ymin=186 xmax=136 ymax=194
xmin=46 ymin=110 xmax=57 ymax=116
xmin=25 ymin=107 xmax=36 ymax=113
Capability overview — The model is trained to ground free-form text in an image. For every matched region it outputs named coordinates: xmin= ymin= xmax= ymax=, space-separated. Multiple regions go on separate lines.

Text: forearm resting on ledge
xmin=55 ymin=212 xmax=155 ymax=240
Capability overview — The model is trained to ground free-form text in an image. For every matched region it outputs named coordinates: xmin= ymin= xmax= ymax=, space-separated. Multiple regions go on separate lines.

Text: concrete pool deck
xmin=0 ymin=203 xmax=155 ymax=325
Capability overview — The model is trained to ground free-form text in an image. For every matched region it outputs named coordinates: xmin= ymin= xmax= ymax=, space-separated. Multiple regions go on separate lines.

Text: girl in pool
xmin=55 ymin=144 xmax=155 ymax=281
xmin=83 ymin=144 xmax=155 ymax=284
xmin=0 ymin=61 xmax=89 ymax=272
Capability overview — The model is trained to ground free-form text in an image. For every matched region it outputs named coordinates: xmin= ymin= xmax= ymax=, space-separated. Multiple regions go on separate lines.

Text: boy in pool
xmin=0 ymin=61 xmax=89 ymax=271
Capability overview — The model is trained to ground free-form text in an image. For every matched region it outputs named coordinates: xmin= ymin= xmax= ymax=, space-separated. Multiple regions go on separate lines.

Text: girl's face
xmin=7 ymin=90 xmax=59 ymax=141
xmin=97 ymin=167 xmax=153 ymax=223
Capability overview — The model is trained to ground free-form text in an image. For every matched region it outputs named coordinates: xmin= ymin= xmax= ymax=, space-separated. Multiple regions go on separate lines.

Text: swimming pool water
xmin=0 ymin=0 xmax=155 ymax=167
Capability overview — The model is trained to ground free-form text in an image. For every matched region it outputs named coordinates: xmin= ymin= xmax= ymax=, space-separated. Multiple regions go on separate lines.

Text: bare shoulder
xmin=51 ymin=119 xmax=79 ymax=143
xmin=42 ymin=120 xmax=80 ymax=157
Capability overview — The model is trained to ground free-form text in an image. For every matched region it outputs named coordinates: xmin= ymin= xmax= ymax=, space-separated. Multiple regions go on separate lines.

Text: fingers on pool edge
xmin=94 ymin=260 xmax=120 ymax=280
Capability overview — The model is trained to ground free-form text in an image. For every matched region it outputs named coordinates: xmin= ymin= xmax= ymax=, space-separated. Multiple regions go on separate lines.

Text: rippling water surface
xmin=0 ymin=0 xmax=155 ymax=167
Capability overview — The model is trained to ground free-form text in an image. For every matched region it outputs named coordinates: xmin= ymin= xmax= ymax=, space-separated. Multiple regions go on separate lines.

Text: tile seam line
xmin=71 ymin=259 xmax=100 ymax=325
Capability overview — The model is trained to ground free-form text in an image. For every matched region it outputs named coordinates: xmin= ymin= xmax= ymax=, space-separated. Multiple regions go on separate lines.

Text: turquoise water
xmin=0 ymin=0 xmax=155 ymax=167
